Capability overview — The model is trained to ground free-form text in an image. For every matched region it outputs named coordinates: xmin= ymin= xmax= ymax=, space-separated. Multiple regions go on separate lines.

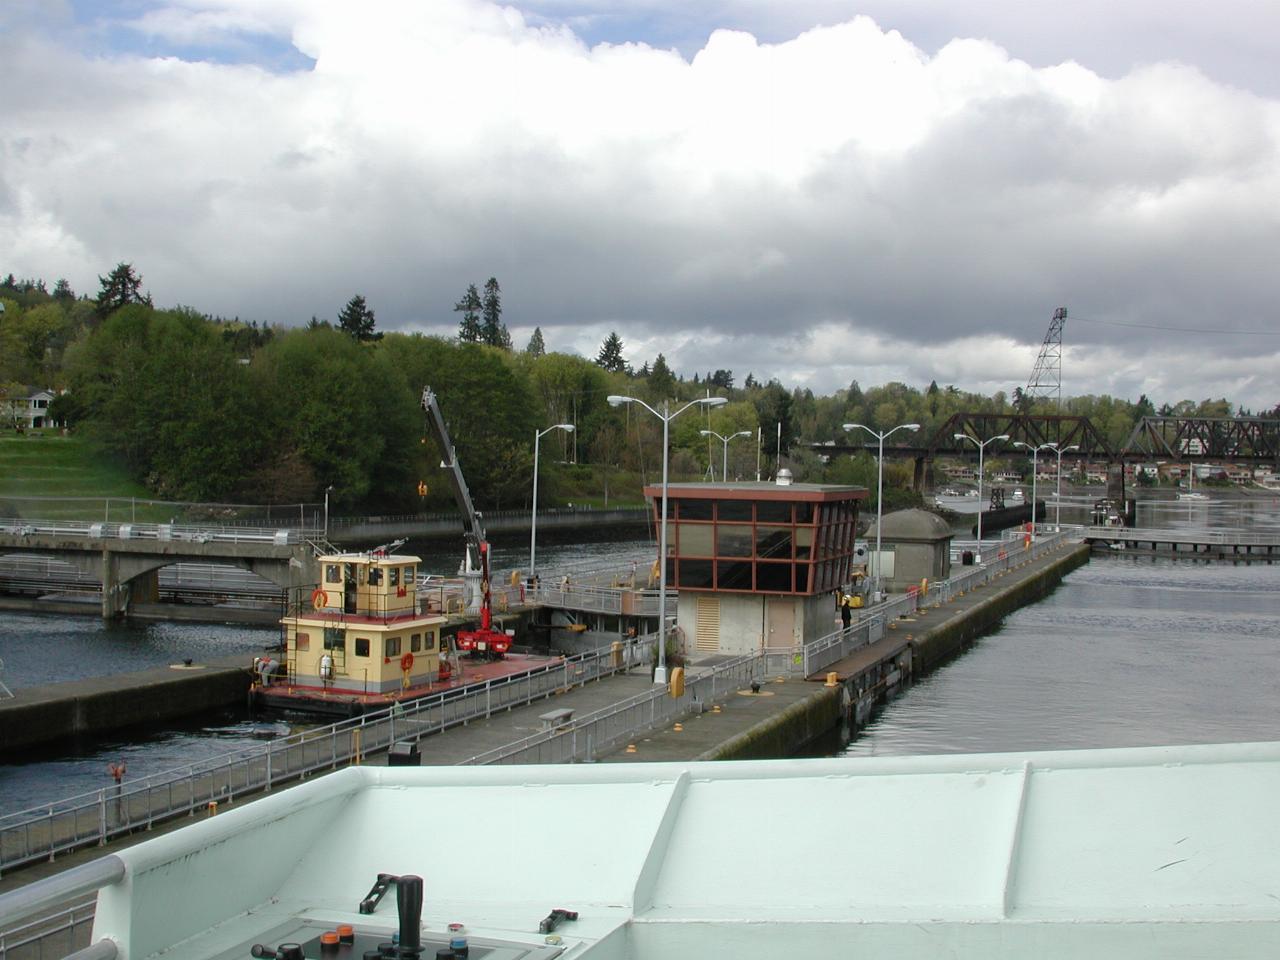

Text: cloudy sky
xmin=4 ymin=0 xmax=1279 ymax=411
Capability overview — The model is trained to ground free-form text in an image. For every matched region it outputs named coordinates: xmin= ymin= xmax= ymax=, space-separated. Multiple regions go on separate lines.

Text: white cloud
xmin=3 ymin=0 xmax=1279 ymax=410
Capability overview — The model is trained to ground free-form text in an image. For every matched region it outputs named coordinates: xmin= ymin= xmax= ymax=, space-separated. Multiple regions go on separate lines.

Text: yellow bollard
xmin=673 ymin=722 xmax=684 ymax=732
xmin=668 ymin=666 xmax=685 ymax=698
xmin=207 ymin=801 xmax=218 ymax=817
xmin=626 ymin=743 xmax=637 ymax=754
xmin=712 ymin=704 xmax=722 ymax=713
xmin=825 ymin=672 xmax=839 ymax=687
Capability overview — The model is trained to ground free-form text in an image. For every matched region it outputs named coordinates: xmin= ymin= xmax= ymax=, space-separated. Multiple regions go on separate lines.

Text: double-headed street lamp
xmin=610 ymin=394 xmax=728 ymax=685
xmin=1051 ymin=443 xmax=1080 ymax=530
xmin=843 ymin=421 xmax=919 ymax=598
xmin=700 ymin=429 xmax=752 ymax=481
xmin=954 ymin=432 xmax=1009 ymax=561
xmin=530 ymin=423 xmax=575 ymax=583
xmin=1012 ymin=441 xmax=1055 ymax=539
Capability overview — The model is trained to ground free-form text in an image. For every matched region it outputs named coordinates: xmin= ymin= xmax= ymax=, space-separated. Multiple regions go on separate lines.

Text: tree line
xmin=1 ymin=265 xmax=1267 ymax=515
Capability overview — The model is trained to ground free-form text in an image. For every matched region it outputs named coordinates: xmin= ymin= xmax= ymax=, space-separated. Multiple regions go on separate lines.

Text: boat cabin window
xmin=389 ymin=567 xmax=400 ymax=588
xmin=355 ymin=637 xmax=370 ymax=657
xmin=325 ymin=564 xmax=341 ymax=584
xmin=368 ymin=566 xmax=383 ymax=586
xmin=296 ymin=632 xmax=310 ymax=652
xmin=403 ymin=565 xmax=414 ymax=584
xmin=385 ymin=636 xmax=401 ymax=657
xmin=410 ymin=633 xmax=422 ymax=652
xmin=323 ymin=627 xmax=344 ymax=651
xmin=425 ymin=631 xmax=437 ymax=652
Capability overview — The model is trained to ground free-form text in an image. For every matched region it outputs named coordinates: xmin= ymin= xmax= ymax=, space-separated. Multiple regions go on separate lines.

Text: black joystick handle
xmin=397 ymin=874 xmax=424 ymax=956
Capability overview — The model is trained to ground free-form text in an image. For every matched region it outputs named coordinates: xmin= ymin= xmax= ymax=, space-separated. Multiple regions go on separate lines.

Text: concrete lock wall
xmin=0 ymin=659 xmax=253 ymax=755
xmin=909 ymin=543 xmax=1091 ymax=674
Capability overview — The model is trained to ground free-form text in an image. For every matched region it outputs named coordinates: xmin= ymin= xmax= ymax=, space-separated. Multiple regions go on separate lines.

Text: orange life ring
xmin=311 ymin=588 xmax=329 ymax=608
xmin=400 ymin=652 xmax=414 ymax=672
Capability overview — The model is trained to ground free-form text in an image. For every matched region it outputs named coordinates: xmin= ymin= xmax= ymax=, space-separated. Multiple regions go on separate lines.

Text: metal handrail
xmin=0 ymin=532 xmax=1079 ymax=874
xmin=0 ymin=636 xmax=655 ymax=873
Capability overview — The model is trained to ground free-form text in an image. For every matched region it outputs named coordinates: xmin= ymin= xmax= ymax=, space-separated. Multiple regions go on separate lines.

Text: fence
xmin=459 ymin=654 xmax=761 ymax=765
xmin=0 ymin=899 xmax=96 ymax=960
xmin=0 ymin=528 xmax=1078 ymax=876
xmin=0 ymin=636 xmax=655 ymax=875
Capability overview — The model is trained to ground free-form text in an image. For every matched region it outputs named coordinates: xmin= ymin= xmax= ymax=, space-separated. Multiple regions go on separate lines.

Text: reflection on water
xmin=843 ymin=555 xmax=1280 ymax=758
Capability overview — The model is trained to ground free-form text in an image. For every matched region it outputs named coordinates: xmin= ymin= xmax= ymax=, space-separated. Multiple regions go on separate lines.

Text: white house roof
xmin=90 ymin=741 xmax=1280 ymax=959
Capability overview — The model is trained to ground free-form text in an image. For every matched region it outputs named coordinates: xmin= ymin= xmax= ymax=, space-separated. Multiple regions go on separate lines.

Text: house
xmin=3 ymin=388 xmax=57 ymax=430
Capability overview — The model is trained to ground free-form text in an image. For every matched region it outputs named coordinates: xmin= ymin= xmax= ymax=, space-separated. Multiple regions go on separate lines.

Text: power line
xmin=1072 ymin=315 xmax=1280 ymax=336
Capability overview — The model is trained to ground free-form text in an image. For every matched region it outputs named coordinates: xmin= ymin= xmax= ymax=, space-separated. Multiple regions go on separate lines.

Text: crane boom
xmin=419 ymin=386 xmax=511 ymax=655
xmin=420 ymin=386 xmax=486 ymax=571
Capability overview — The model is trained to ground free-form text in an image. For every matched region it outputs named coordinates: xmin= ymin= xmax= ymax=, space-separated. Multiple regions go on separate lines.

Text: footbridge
xmin=0 ymin=519 xmax=321 ymax=619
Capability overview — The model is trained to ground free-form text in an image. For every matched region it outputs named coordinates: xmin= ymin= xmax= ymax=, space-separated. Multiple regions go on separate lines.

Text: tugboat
xmin=252 ymin=544 xmax=454 ymax=716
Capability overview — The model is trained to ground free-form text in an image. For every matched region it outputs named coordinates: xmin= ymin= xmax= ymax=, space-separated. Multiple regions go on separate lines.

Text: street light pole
xmin=609 ymin=394 xmax=728 ymax=684
xmin=530 ymin=423 xmax=575 ymax=583
xmin=324 ymin=485 xmax=333 ymax=538
xmin=699 ymin=429 xmax=752 ymax=482
xmin=954 ymin=432 xmax=1009 ymax=562
xmin=1052 ymin=443 xmax=1081 ymax=529
xmin=843 ymin=422 xmax=919 ymax=598
xmin=1013 ymin=442 xmax=1055 ymax=539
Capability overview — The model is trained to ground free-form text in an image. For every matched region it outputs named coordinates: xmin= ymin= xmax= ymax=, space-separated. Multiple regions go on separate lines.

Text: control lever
xmin=397 ymin=874 xmax=424 ymax=956
xmin=538 ymin=908 xmax=579 ymax=934
xmin=359 ymin=873 xmax=397 ymax=914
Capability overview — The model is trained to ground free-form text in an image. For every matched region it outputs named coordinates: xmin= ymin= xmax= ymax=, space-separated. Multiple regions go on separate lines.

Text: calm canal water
xmin=843 ymin=554 xmax=1280 ymax=758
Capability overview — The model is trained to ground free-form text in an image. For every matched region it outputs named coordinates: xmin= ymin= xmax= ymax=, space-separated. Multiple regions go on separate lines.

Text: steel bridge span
xmin=814 ymin=413 xmax=1280 ymax=491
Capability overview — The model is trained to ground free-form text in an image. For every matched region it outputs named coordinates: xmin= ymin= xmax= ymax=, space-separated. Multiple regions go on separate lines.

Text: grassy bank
xmin=0 ymin=432 xmax=154 ymax=520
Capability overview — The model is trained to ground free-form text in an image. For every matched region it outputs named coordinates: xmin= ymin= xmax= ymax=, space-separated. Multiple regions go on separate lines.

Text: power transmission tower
xmin=1025 ymin=307 xmax=1067 ymax=409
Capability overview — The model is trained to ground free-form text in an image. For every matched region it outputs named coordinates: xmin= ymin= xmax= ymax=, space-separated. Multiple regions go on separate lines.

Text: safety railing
xmin=0 ymin=531 xmax=1081 ymax=874
xmin=526 ymin=580 xmax=671 ymax=618
xmin=0 ymin=636 xmax=655 ymax=874
xmin=0 ymin=897 xmax=96 ymax=960
xmin=1079 ymin=525 xmax=1280 ymax=547
xmin=459 ymin=654 xmax=761 ymax=765
xmin=0 ymin=518 xmax=313 ymax=545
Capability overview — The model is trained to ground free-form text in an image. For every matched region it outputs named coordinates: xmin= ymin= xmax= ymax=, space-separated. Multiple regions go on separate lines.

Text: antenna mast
xmin=1025 ymin=306 xmax=1067 ymax=409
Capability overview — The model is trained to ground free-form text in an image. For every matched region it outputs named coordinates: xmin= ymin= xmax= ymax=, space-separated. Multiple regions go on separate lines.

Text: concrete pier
xmin=0 ymin=656 xmax=253 ymax=755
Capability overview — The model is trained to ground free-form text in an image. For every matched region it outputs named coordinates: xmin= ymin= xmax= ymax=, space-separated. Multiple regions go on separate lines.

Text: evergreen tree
xmin=337 ymin=294 xmax=381 ymax=341
xmin=596 ymin=331 xmax=626 ymax=372
xmin=95 ymin=262 xmax=151 ymax=317
xmin=52 ymin=278 xmax=74 ymax=302
xmin=480 ymin=277 xmax=510 ymax=348
xmin=455 ymin=284 xmax=482 ymax=343
xmin=525 ymin=326 xmax=545 ymax=356
xmin=649 ymin=353 xmax=676 ymax=397
xmin=744 ymin=372 xmax=758 ymax=389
